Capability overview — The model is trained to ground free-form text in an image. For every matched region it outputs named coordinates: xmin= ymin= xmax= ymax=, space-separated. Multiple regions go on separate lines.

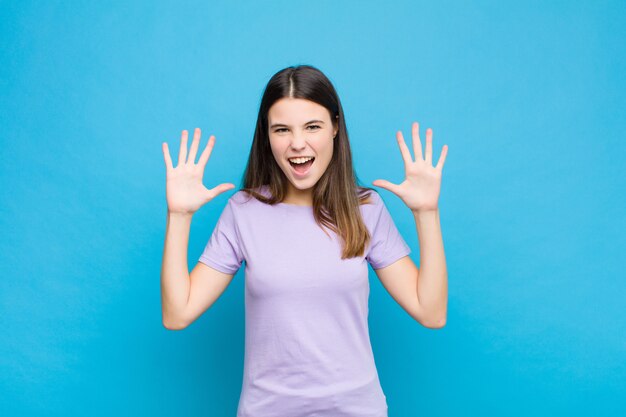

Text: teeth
xmin=288 ymin=157 xmax=314 ymax=164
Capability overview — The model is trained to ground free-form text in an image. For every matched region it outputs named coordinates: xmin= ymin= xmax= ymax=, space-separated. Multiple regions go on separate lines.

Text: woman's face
xmin=267 ymin=98 xmax=338 ymax=204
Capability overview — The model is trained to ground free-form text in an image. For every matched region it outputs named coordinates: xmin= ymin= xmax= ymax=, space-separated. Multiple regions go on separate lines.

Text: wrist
xmin=411 ymin=207 xmax=439 ymax=215
xmin=412 ymin=208 xmax=440 ymax=222
xmin=167 ymin=210 xmax=194 ymax=220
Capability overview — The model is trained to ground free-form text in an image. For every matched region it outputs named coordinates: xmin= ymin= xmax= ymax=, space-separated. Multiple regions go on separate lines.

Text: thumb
xmin=372 ymin=179 xmax=399 ymax=194
xmin=206 ymin=183 xmax=237 ymax=202
xmin=215 ymin=183 xmax=237 ymax=195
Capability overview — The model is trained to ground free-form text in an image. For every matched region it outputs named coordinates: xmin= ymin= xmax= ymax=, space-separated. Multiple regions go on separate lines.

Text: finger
xmin=187 ymin=127 xmax=201 ymax=164
xmin=215 ymin=183 xmax=237 ymax=194
xmin=425 ymin=128 xmax=433 ymax=166
xmin=207 ymin=182 xmax=237 ymax=201
xmin=372 ymin=179 xmax=400 ymax=194
xmin=197 ymin=134 xmax=216 ymax=169
xmin=396 ymin=130 xmax=414 ymax=165
xmin=412 ymin=122 xmax=423 ymax=161
xmin=162 ymin=142 xmax=174 ymax=171
xmin=178 ymin=130 xmax=189 ymax=167
xmin=436 ymin=144 xmax=448 ymax=171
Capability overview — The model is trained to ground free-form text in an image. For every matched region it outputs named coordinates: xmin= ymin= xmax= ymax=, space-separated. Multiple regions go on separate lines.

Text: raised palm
xmin=162 ymin=128 xmax=235 ymax=215
xmin=373 ymin=122 xmax=448 ymax=212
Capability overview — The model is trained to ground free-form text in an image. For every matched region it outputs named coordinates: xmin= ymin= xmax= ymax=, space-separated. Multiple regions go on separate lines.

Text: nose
xmin=289 ymin=132 xmax=307 ymax=150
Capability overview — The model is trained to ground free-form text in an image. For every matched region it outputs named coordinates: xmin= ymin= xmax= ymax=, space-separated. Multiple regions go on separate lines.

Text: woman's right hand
xmin=162 ymin=128 xmax=236 ymax=216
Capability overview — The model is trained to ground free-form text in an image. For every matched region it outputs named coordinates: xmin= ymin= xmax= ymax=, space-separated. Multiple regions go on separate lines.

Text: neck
xmin=284 ymin=184 xmax=313 ymax=206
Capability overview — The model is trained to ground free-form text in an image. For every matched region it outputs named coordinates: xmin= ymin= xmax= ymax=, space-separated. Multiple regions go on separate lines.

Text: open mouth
xmin=288 ymin=157 xmax=315 ymax=176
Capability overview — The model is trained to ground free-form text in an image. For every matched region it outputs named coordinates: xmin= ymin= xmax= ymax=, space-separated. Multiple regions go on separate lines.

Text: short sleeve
xmin=198 ymin=199 xmax=244 ymax=274
xmin=365 ymin=192 xmax=412 ymax=270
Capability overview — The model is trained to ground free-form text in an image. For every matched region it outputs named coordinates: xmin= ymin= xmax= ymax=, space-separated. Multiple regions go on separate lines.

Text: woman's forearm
xmin=413 ymin=208 xmax=448 ymax=325
xmin=161 ymin=211 xmax=193 ymax=329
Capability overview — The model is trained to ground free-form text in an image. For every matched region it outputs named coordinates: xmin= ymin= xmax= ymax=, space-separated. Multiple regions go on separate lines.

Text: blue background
xmin=1 ymin=1 xmax=625 ymax=416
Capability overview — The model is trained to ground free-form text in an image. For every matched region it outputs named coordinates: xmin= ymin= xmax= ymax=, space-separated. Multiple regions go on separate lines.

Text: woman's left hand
xmin=373 ymin=122 xmax=448 ymax=213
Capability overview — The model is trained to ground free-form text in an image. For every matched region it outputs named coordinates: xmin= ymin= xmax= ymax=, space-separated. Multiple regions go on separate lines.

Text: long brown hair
xmin=239 ymin=65 xmax=376 ymax=259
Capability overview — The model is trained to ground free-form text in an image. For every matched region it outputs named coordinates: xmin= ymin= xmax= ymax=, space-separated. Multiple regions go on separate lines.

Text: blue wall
xmin=1 ymin=1 xmax=624 ymax=416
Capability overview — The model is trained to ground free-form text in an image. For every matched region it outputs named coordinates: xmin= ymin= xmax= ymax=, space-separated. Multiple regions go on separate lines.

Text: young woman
xmin=161 ymin=65 xmax=449 ymax=416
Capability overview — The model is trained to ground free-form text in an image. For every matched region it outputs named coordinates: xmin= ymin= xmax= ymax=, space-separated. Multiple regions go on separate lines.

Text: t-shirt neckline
xmin=276 ymin=202 xmax=313 ymax=208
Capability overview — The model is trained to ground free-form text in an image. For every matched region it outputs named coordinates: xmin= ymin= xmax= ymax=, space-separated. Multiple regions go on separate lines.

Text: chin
xmin=293 ymin=182 xmax=316 ymax=190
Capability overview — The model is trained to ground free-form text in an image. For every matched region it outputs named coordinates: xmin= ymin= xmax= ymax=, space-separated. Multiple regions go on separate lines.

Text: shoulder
xmin=357 ymin=188 xmax=386 ymax=228
xmin=226 ymin=188 xmax=268 ymax=211
xmin=358 ymin=187 xmax=382 ymax=209
xmin=228 ymin=190 xmax=251 ymax=205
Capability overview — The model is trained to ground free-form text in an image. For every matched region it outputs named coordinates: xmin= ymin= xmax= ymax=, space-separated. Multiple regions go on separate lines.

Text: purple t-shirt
xmin=198 ymin=185 xmax=411 ymax=417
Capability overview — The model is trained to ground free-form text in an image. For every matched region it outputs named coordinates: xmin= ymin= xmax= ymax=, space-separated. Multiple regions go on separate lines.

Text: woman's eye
xmin=275 ymin=125 xmax=320 ymax=133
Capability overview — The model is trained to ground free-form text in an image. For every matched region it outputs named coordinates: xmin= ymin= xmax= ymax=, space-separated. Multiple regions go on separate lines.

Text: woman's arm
xmin=160 ymin=128 xmax=236 ymax=329
xmin=161 ymin=210 xmax=237 ymax=330
xmin=371 ymin=121 xmax=449 ymax=327
xmin=412 ymin=208 xmax=447 ymax=326
xmin=373 ymin=208 xmax=447 ymax=329
xmin=161 ymin=212 xmax=193 ymax=329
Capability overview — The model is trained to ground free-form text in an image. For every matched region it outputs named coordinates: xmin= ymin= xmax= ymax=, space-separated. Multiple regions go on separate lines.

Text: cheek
xmin=269 ymin=136 xmax=288 ymax=150
xmin=319 ymin=139 xmax=334 ymax=159
xmin=268 ymin=141 xmax=284 ymax=159
xmin=314 ymin=146 xmax=333 ymax=171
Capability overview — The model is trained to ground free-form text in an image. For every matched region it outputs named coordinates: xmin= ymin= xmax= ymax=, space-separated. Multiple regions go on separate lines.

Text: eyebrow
xmin=269 ymin=120 xmax=325 ymax=129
